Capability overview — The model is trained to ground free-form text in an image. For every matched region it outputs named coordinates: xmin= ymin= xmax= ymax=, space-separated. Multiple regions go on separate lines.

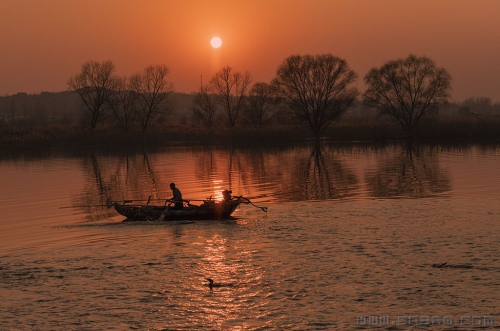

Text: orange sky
xmin=1 ymin=0 xmax=499 ymax=102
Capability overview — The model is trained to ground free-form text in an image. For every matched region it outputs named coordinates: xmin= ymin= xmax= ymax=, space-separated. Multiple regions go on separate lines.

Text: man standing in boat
xmin=170 ymin=183 xmax=183 ymax=209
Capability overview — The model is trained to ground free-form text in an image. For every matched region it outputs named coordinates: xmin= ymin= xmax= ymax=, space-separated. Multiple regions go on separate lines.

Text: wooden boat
xmin=113 ymin=190 xmax=267 ymax=222
xmin=114 ymin=198 xmax=242 ymax=222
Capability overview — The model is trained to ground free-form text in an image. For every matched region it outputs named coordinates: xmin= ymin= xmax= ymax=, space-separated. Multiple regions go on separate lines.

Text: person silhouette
xmin=169 ymin=183 xmax=183 ymax=209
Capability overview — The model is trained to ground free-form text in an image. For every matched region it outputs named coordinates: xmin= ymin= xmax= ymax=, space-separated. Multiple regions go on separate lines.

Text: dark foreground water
xmin=1 ymin=143 xmax=499 ymax=330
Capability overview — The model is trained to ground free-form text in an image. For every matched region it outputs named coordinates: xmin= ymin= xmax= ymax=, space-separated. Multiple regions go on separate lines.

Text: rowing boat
xmin=114 ymin=198 xmax=242 ymax=221
xmin=113 ymin=190 xmax=267 ymax=221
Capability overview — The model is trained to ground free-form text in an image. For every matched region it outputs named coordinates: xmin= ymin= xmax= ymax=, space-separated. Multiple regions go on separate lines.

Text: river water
xmin=1 ymin=143 xmax=499 ymax=330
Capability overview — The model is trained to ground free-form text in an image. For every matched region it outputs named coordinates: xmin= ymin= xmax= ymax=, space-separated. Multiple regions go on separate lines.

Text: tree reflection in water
xmin=282 ymin=143 xmax=359 ymax=201
xmin=194 ymin=146 xmax=245 ymax=200
xmin=75 ymin=144 xmax=362 ymax=219
xmin=73 ymin=143 xmax=453 ymax=221
xmin=76 ymin=151 xmax=172 ymax=221
xmin=74 ymin=152 xmax=115 ymax=221
xmin=193 ymin=144 xmax=360 ymax=202
xmin=365 ymin=144 xmax=451 ymax=198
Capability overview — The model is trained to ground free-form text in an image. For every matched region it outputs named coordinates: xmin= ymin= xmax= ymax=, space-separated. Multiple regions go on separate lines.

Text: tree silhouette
xmin=244 ymin=82 xmax=281 ymax=126
xmin=192 ymin=85 xmax=218 ymax=127
xmin=273 ymin=54 xmax=358 ymax=141
xmin=107 ymin=75 xmax=136 ymax=131
xmin=210 ymin=66 xmax=251 ymax=127
xmin=130 ymin=65 xmax=174 ymax=133
xmin=363 ymin=54 xmax=451 ymax=136
xmin=68 ymin=60 xmax=119 ymax=129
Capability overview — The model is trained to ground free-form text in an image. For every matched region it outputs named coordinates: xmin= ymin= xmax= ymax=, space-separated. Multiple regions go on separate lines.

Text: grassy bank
xmin=329 ymin=115 xmax=500 ymax=142
xmin=1 ymin=115 xmax=500 ymax=151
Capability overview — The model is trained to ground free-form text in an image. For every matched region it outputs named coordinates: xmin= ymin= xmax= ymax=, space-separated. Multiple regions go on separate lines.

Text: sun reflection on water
xmin=178 ymin=232 xmax=268 ymax=329
xmin=202 ymin=235 xmax=231 ymax=275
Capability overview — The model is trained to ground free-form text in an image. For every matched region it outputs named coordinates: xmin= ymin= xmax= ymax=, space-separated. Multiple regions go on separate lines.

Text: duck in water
xmin=205 ymin=278 xmax=233 ymax=290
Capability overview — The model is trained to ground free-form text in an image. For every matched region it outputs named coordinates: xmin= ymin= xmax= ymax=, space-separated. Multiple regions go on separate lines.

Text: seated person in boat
xmin=222 ymin=189 xmax=232 ymax=201
xmin=170 ymin=183 xmax=183 ymax=209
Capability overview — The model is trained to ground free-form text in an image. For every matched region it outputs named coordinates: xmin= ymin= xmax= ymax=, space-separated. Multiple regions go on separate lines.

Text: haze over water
xmin=1 ymin=143 xmax=499 ymax=330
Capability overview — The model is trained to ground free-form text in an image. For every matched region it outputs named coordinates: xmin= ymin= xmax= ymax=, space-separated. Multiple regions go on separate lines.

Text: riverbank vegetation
xmin=1 ymin=111 xmax=499 ymax=151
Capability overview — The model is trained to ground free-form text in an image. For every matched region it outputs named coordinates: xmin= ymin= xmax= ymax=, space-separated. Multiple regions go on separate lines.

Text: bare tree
xmin=192 ymin=85 xmax=218 ymax=127
xmin=273 ymin=54 xmax=358 ymax=141
xmin=244 ymin=82 xmax=281 ymax=126
xmin=68 ymin=60 xmax=119 ymax=129
xmin=210 ymin=66 xmax=251 ymax=127
xmin=130 ymin=65 xmax=174 ymax=133
xmin=363 ymin=54 xmax=451 ymax=135
xmin=107 ymin=76 xmax=137 ymax=131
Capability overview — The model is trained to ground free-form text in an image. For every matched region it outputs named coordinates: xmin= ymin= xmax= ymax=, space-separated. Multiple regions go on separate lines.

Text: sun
xmin=210 ymin=36 xmax=222 ymax=49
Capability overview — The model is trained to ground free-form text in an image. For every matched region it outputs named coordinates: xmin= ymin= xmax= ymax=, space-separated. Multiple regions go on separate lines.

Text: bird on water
xmin=205 ymin=278 xmax=233 ymax=290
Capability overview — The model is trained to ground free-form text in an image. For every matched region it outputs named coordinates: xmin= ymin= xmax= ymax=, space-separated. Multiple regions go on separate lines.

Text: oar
xmin=60 ymin=197 xmax=116 ymax=209
xmin=59 ymin=204 xmax=113 ymax=209
xmin=119 ymin=198 xmax=208 ymax=203
xmin=158 ymin=206 xmax=170 ymax=221
xmin=240 ymin=197 xmax=268 ymax=212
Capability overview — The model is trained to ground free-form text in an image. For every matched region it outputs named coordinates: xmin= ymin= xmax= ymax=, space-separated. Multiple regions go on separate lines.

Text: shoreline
xmin=1 ymin=115 xmax=500 ymax=152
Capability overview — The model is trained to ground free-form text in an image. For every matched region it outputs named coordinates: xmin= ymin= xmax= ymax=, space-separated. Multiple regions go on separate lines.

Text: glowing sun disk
xmin=211 ymin=37 xmax=222 ymax=48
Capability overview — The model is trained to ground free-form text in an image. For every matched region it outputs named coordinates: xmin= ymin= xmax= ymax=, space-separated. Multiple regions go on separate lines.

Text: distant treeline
xmin=1 ymin=91 xmax=499 ymax=149
xmin=0 ymin=91 xmax=195 ymax=127
xmin=1 ymin=91 xmax=499 ymax=127
xmin=2 ymin=53 xmax=500 ymax=148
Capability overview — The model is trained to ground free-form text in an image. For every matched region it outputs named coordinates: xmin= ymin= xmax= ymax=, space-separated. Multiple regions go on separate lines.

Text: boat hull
xmin=114 ymin=199 xmax=241 ymax=221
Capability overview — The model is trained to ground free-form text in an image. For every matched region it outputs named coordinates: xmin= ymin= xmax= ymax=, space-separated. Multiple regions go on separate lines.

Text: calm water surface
xmin=1 ymin=143 xmax=500 ymax=330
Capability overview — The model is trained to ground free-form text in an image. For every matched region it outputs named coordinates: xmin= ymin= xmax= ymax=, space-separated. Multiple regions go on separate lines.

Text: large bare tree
xmin=68 ymin=60 xmax=119 ymax=129
xmin=273 ymin=54 xmax=358 ymax=141
xmin=210 ymin=66 xmax=251 ymax=127
xmin=244 ymin=82 xmax=281 ymax=126
xmin=363 ymin=54 xmax=451 ymax=135
xmin=130 ymin=65 xmax=174 ymax=133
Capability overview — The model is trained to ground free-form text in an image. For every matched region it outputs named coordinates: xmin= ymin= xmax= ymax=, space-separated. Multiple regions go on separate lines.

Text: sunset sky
xmin=1 ymin=0 xmax=499 ymax=102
